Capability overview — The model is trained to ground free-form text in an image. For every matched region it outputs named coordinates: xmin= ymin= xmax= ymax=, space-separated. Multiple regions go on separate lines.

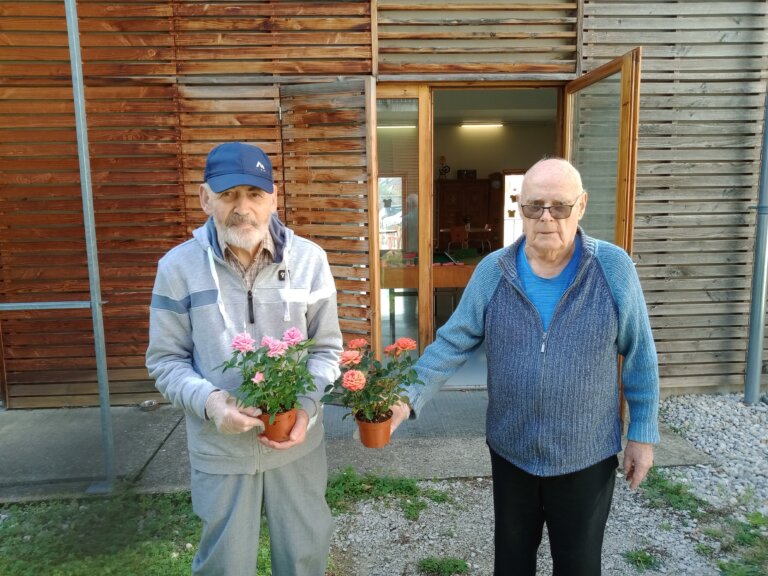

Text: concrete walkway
xmin=0 ymin=390 xmax=711 ymax=502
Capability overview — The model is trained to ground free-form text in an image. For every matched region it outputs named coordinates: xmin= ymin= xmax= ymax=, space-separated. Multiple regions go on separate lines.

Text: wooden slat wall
xmin=280 ymin=80 xmax=373 ymax=340
xmin=0 ymin=0 xmax=186 ymax=408
xmin=377 ymin=0 xmax=578 ymax=75
xmin=583 ymin=0 xmax=768 ymax=395
xmin=0 ymin=0 xmax=373 ymax=408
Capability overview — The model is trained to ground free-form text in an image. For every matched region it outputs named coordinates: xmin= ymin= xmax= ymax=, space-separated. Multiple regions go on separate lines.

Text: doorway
xmin=375 ymin=50 xmax=642 ymax=388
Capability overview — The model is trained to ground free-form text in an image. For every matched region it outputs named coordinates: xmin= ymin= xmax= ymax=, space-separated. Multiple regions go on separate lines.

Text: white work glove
xmin=204 ymin=390 xmax=263 ymax=435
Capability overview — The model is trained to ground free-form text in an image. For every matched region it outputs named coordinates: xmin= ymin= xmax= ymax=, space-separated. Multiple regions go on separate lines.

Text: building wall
xmin=583 ymin=0 xmax=768 ymax=395
xmin=0 ymin=0 xmax=766 ymax=407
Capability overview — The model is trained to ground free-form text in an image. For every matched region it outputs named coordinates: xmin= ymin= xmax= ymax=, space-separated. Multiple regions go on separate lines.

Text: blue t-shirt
xmin=516 ymin=237 xmax=582 ymax=331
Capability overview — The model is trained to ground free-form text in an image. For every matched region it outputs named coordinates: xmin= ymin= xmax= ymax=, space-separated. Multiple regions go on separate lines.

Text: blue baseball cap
xmin=204 ymin=142 xmax=274 ymax=193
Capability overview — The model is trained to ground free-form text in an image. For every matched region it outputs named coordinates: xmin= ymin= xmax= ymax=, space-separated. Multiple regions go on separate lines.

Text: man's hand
xmin=623 ymin=440 xmax=654 ymax=490
xmin=205 ymin=390 xmax=264 ymax=435
xmin=258 ymin=409 xmax=309 ymax=450
xmin=389 ymin=401 xmax=411 ymax=435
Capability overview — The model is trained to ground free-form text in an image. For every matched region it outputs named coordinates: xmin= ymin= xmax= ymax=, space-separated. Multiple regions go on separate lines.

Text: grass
xmin=0 ymin=468 xmax=449 ymax=575
xmin=716 ymin=513 xmax=768 ymax=576
xmin=417 ymin=556 xmax=469 ymax=575
xmin=640 ymin=468 xmax=709 ymax=518
xmin=638 ymin=468 xmax=768 ymax=575
xmin=622 ymin=548 xmax=660 ymax=571
xmin=0 ymin=492 xmax=301 ymax=576
xmin=326 ymin=466 xmax=449 ymax=521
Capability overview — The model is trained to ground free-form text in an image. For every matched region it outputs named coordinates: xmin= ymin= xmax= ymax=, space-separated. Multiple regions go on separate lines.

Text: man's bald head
xmin=520 ymin=158 xmax=583 ymax=203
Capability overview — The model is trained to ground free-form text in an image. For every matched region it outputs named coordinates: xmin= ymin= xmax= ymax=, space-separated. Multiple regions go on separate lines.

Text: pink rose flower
xmin=261 ymin=335 xmax=288 ymax=358
xmin=252 ymin=372 xmax=264 ymax=383
xmin=383 ymin=343 xmax=398 ymax=356
xmin=342 ymin=370 xmax=366 ymax=391
xmin=395 ymin=337 xmax=417 ymax=354
xmin=282 ymin=327 xmax=304 ymax=347
xmin=347 ymin=338 xmax=368 ymax=350
xmin=340 ymin=350 xmax=363 ymax=367
xmin=232 ymin=332 xmax=256 ymax=353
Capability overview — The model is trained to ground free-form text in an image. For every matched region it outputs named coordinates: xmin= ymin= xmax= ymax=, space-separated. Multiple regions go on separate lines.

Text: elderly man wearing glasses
xmin=389 ymin=157 xmax=659 ymax=576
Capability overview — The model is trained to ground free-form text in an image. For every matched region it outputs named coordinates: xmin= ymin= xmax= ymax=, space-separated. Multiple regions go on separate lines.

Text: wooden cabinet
xmin=434 ymin=179 xmax=504 ymax=251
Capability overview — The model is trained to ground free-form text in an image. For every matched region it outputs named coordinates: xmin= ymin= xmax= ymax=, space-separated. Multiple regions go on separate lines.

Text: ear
xmin=269 ymin=186 xmax=278 ymax=213
xmin=199 ymin=184 xmax=213 ymax=216
xmin=577 ymin=192 xmax=588 ymax=220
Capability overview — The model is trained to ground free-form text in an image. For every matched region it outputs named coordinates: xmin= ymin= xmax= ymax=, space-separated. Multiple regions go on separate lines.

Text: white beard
xmin=214 ymin=216 xmax=266 ymax=253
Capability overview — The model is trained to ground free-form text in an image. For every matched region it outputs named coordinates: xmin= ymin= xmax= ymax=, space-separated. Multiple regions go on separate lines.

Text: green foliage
xmin=694 ymin=543 xmax=715 ymax=557
xmin=322 ymin=338 xmax=422 ymax=423
xmin=401 ymin=498 xmax=428 ymax=520
xmin=717 ymin=560 xmax=765 ymax=576
xmin=417 ymin=556 xmax=469 ymax=575
xmin=640 ymin=468 xmax=708 ymax=518
xmin=422 ymin=488 xmax=451 ymax=504
xmin=325 ymin=466 xmax=419 ymax=513
xmin=221 ymin=331 xmax=316 ymax=420
xmin=622 ymin=549 xmax=660 ymax=571
xmin=0 ymin=492 xmax=277 ymax=576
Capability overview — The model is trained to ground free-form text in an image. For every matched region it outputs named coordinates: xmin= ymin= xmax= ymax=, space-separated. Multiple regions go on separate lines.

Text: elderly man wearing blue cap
xmin=146 ymin=142 xmax=343 ymax=575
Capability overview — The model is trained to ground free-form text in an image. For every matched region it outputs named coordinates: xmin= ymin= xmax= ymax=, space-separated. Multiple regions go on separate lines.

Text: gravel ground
xmin=330 ymin=393 xmax=768 ymax=575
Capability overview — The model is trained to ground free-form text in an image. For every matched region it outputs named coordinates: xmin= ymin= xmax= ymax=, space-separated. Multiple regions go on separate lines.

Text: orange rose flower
xmin=347 ymin=338 xmax=369 ymax=350
xmin=395 ymin=337 xmax=417 ymax=352
xmin=342 ymin=369 xmax=366 ymax=391
xmin=383 ymin=343 xmax=398 ymax=356
xmin=340 ymin=350 xmax=363 ymax=367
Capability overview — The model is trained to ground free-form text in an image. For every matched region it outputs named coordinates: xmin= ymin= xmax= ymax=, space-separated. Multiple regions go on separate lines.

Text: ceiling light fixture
xmin=460 ymin=122 xmax=503 ymax=129
xmin=378 ymin=124 xmax=417 ymax=129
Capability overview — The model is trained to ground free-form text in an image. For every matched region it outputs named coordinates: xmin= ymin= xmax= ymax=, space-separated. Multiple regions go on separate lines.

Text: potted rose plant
xmin=220 ymin=327 xmax=315 ymax=442
xmin=322 ymin=337 xmax=422 ymax=448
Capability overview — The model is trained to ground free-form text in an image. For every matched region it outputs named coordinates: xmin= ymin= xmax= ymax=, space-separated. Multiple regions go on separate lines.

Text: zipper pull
xmin=247 ymin=290 xmax=255 ymax=324
xmin=541 ymin=332 xmax=546 ymax=353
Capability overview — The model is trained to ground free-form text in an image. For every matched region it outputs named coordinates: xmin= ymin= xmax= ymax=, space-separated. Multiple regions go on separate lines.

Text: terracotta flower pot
xmin=258 ymin=408 xmax=297 ymax=442
xmin=355 ymin=410 xmax=393 ymax=449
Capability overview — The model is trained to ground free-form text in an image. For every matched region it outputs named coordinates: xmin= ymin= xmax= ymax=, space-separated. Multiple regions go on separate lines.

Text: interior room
xmin=377 ymin=87 xmax=558 ymax=387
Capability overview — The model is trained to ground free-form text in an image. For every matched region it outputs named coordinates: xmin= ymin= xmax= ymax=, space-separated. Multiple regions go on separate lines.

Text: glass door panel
xmin=569 ymin=73 xmax=621 ymax=243
xmin=564 ymin=48 xmax=641 ymax=251
xmin=377 ymin=98 xmax=419 ymax=347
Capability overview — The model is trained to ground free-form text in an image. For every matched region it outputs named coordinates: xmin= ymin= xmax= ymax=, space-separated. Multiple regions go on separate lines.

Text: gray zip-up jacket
xmin=146 ymin=215 xmax=342 ymax=474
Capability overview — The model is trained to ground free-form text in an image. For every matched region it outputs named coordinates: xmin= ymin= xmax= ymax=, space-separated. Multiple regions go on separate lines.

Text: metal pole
xmin=745 ymin=89 xmax=768 ymax=405
xmin=63 ymin=0 xmax=116 ymax=490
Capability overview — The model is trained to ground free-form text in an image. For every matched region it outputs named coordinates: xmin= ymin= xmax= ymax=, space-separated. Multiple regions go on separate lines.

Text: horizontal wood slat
xmin=281 ymin=79 xmax=372 ymax=342
xmin=378 ymin=0 xmax=577 ymax=75
xmin=583 ymin=0 xmax=768 ymax=395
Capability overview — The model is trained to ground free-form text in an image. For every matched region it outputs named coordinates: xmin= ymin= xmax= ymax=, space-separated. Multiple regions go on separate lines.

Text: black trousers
xmin=490 ymin=448 xmax=618 ymax=576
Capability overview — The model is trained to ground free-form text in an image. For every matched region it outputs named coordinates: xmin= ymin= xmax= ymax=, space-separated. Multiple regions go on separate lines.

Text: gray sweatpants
xmin=190 ymin=440 xmax=333 ymax=576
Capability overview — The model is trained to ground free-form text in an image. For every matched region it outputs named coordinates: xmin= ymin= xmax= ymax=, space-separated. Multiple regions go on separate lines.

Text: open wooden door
xmin=279 ymin=78 xmax=378 ymax=349
xmin=564 ymin=48 xmax=642 ymax=252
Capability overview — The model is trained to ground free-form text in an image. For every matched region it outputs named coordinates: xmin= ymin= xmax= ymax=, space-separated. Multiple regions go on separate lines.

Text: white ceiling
xmin=434 ymin=88 xmax=558 ymax=125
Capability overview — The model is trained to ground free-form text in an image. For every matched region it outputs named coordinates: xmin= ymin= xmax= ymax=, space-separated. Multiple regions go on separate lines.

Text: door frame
xmin=376 ymin=59 xmax=641 ymax=349
xmin=564 ymin=48 xmax=642 ymax=252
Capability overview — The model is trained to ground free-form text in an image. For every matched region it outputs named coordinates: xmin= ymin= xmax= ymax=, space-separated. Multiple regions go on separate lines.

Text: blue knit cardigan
xmin=407 ymin=230 xmax=660 ymax=476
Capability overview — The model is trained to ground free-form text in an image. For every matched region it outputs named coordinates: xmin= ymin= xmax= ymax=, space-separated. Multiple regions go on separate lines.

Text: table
xmin=381 ymin=264 xmax=477 ymax=338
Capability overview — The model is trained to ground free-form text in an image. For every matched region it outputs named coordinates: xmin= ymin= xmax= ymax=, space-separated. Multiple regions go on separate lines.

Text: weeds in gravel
xmin=716 ymin=512 xmax=768 ymax=576
xmin=417 ymin=556 xmax=469 ymax=575
xmin=622 ymin=548 xmax=661 ymax=571
xmin=326 ymin=466 xmax=419 ymax=512
xmin=0 ymin=493 xmax=276 ymax=576
xmin=326 ymin=466 xmax=450 ymax=521
xmin=640 ymin=467 xmax=708 ymax=518
xmin=638 ymin=468 xmax=768 ymax=575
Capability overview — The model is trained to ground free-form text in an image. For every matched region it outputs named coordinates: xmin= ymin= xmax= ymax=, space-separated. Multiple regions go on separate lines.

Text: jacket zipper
xmin=247 ymin=290 xmax=254 ymax=324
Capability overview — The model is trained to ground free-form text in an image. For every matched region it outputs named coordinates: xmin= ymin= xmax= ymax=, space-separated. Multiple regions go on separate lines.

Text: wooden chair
xmin=447 ymin=225 xmax=468 ymax=253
